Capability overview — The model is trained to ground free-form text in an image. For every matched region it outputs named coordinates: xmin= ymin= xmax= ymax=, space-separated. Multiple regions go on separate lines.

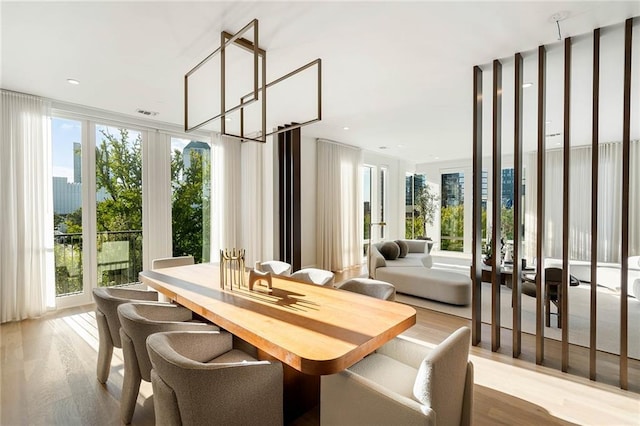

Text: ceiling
xmin=2 ymin=1 xmax=639 ymax=164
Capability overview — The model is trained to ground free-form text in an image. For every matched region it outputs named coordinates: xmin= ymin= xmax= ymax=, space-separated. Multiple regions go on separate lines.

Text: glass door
xmin=95 ymin=125 xmax=144 ymax=287
xmin=52 ymin=117 xmax=85 ymax=303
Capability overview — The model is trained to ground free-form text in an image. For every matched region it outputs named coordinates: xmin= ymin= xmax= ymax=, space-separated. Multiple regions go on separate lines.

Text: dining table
xmin=139 ymin=262 xmax=416 ymax=420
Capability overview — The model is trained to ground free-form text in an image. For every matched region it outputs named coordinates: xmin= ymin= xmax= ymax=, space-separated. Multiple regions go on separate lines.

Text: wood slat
xmin=620 ymin=17 xmax=633 ymax=390
xmin=561 ymin=36 xmax=571 ymax=372
xmin=512 ymin=52 xmax=523 ymax=357
xmin=590 ymin=27 xmax=600 ymax=381
xmin=491 ymin=59 xmax=502 ymax=352
xmin=536 ymin=45 xmax=547 ymax=365
xmin=472 ymin=65 xmax=483 ymax=346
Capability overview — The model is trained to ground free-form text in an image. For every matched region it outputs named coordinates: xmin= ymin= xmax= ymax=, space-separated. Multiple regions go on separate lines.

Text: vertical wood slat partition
xmin=562 ymin=36 xmax=572 ymax=373
xmin=472 ymin=66 xmax=483 ymax=346
xmin=491 ymin=59 xmax=502 ymax=352
xmin=512 ymin=53 xmax=523 ymax=357
xmin=473 ymin=18 xmax=635 ymax=390
xmin=536 ymin=45 xmax=547 ymax=364
xmin=620 ymin=17 xmax=633 ymax=390
xmin=590 ymin=28 xmax=600 ymax=382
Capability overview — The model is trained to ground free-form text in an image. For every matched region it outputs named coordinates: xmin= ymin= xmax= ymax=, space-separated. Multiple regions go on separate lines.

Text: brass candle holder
xmin=220 ymin=248 xmax=245 ymax=290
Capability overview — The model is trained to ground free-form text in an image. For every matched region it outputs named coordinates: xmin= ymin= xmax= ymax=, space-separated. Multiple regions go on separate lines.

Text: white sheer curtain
xmin=1 ymin=90 xmax=55 ymax=322
xmin=524 ymin=140 xmax=640 ymax=263
xmin=316 ymin=139 xmax=362 ymax=272
xmin=210 ymin=133 xmax=268 ymax=267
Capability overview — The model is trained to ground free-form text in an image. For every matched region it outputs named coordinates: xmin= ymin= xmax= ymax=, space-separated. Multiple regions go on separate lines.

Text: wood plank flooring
xmin=2 ymin=299 xmax=639 ymax=425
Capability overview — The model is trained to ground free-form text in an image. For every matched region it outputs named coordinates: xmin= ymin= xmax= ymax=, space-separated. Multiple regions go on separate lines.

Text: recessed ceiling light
xmin=434 ymin=156 xmax=440 ymax=160
xmin=545 ymin=120 xmax=551 ymax=124
xmin=225 ymin=117 xmax=232 ymax=122
xmin=397 ymin=144 xmax=404 ymax=148
xmin=343 ymin=126 xmax=350 ymax=131
xmin=522 ymin=82 xmax=533 ymax=88
xmin=67 ymin=78 xmax=80 ymax=85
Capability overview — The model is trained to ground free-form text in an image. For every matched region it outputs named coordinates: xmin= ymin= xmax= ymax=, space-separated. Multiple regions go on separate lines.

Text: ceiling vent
xmin=136 ymin=109 xmax=159 ymax=117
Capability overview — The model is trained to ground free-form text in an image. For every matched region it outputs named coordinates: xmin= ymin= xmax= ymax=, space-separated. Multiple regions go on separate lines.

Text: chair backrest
xmin=92 ymin=287 xmax=158 ymax=348
xmin=338 ymin=278 xmax=396 ymax=301
xmin=152 ymin=255 xmax=195 ymax=269
xmin=413 ymin=326 xmax=471 ymax=426
xmin=117 ymin=302 xmax=216 ymax=381
xmin=290 ymin=268 xmax=335 ymax=286
xmin=255 ymin=260 xmax=292 ymax=276
xmin=147 ymin=331 xmax=283 ymax=426
xmin=545 ymin=267 xmax=563 ymax=284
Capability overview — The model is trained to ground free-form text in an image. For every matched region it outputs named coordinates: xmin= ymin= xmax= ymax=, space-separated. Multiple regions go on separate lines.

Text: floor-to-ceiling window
xmin=363 ymin=165 xmax=372 ymax=255
xmin=50 ymin=111 xmax=211 ymax=308
xmin=440 ymin=172 xmax=464 ymax=251
xmin=95 ymin=125 xmax=143 ymax=287
xmin=170 ymin=138 xmax=211 ymax=263
xmin=52 ymin=117 xmax=84 ymax=297
xmin=379 ymin=167 xmax=387 ymax=240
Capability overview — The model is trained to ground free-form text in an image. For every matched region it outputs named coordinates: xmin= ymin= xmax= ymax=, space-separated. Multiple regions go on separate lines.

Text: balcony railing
xmin=54 ymin=230 xmax=143 ymax=297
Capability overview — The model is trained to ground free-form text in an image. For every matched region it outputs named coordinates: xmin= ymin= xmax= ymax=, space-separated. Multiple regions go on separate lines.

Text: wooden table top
xmin=140 ymin=263 xmax=416 ymax=375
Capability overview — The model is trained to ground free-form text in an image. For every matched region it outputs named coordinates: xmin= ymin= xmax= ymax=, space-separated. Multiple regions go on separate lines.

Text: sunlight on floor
xmin=60 ymin=311 xmax=153 ymax=399
xmin=470 ymin=354 xmax=640 ymax=425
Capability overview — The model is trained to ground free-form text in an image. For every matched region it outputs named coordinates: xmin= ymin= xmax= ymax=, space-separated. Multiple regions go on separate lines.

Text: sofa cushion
xmin=395 ymin=240 xmax=409 ymax=258
xmin=405 ymin=240 xmax=427 ymax=254
xmin=379 ymin=241 xmax=400 ymax=260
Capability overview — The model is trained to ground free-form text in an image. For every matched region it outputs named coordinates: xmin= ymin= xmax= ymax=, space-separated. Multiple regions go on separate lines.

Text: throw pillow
xmin=379 ymin=241 xmax=400 ymax=260
xmin=395 ymin=240 xmax=408 ymax=258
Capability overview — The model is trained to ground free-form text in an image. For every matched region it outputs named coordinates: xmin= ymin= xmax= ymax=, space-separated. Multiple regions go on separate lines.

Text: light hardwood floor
xmin=1 ymin=297 xmax=639 ymax=425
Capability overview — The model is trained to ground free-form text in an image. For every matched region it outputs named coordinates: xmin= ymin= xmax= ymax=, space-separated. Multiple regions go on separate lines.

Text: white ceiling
xmin=2 ymin=1 xmax=639 ymax=164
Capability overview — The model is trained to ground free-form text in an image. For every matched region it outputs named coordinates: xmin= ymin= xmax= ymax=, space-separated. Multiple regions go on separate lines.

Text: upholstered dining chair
xmin=147 ymin=331 xmax=283 ymax=426
xmin=321 ymin=327 xmax=474 ymax=426
xmin=337 ymin=278 xmax=396 ymax=301
xmin=290 ymin=268 xmax=335 ymax=286
xmin=255 ymin=260 xmax=292 ymax=276
xmin=92 ymin=287 xmax=160 ymax=384
xmin=152 ymin=255 xmax=195 ymax=269
xmin=117 ymin=302 xmax=219 ymax=424
xmin=521 ymin=267 xmax=580 ymax=328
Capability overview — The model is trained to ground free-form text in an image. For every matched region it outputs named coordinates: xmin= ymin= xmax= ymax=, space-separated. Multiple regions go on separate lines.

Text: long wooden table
xmin=141 ymin=263 xmax=416 ymax=420
xmin=140 ymin=263 xmax=416 ymax=375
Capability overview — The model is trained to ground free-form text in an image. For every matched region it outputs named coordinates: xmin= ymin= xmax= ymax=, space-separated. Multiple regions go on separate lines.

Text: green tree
xmin=95 ymin=128 xmax=142 ymax=232
xmin=171 ymin=149 xmax=210 ymax=263
xmin=440 ymin=204 xmax=464 ymax=251
xmin=415 ymin=182 xmax=439 ymax=237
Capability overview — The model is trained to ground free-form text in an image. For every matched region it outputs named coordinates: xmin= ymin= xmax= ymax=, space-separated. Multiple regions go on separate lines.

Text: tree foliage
xmin=95 ymin=128 xmax=142 ymax=232
xmin=61 ymin=130 xmax=210 ymax=264
xmin=171 ymin=149 xmax=210 ymax=263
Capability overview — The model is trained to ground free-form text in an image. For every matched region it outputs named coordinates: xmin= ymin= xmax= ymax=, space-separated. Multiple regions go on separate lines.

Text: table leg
xmin=257 ymin=349 xmax=320 ymax=423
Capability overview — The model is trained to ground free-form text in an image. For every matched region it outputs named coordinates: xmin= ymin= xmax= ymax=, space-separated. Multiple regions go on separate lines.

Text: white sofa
xmin=369 ymin=240 xmax=471 ymax=306
xmin=544 ymin=256 xmax=640 ymax=298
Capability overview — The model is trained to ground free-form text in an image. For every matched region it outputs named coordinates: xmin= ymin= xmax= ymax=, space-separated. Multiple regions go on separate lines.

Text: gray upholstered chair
xmin=255 ymin=260 xmax=292 ymax=276
xmin=321 ymin=327 xmax=474 ymax=426
xmin=152 ymin=255 xmax=195 ymax=269
xmin=290 ymin=268 xmax=335 ymax=286
xmin=92 ymin=287 xmax=160 ymax=384
xmin=337 ymin=278 xmax=396 ymax=301
xmin=117 ymin=303 xmax=219 ymax=424
xmin=147 ymin=331 xmax=283 ymax=426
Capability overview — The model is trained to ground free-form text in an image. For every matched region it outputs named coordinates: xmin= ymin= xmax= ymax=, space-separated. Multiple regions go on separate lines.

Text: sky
xmin=52 ymin=117 xmax=81 ymax=182
xmin=52 ymin=118 xmax=150 ymax=183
